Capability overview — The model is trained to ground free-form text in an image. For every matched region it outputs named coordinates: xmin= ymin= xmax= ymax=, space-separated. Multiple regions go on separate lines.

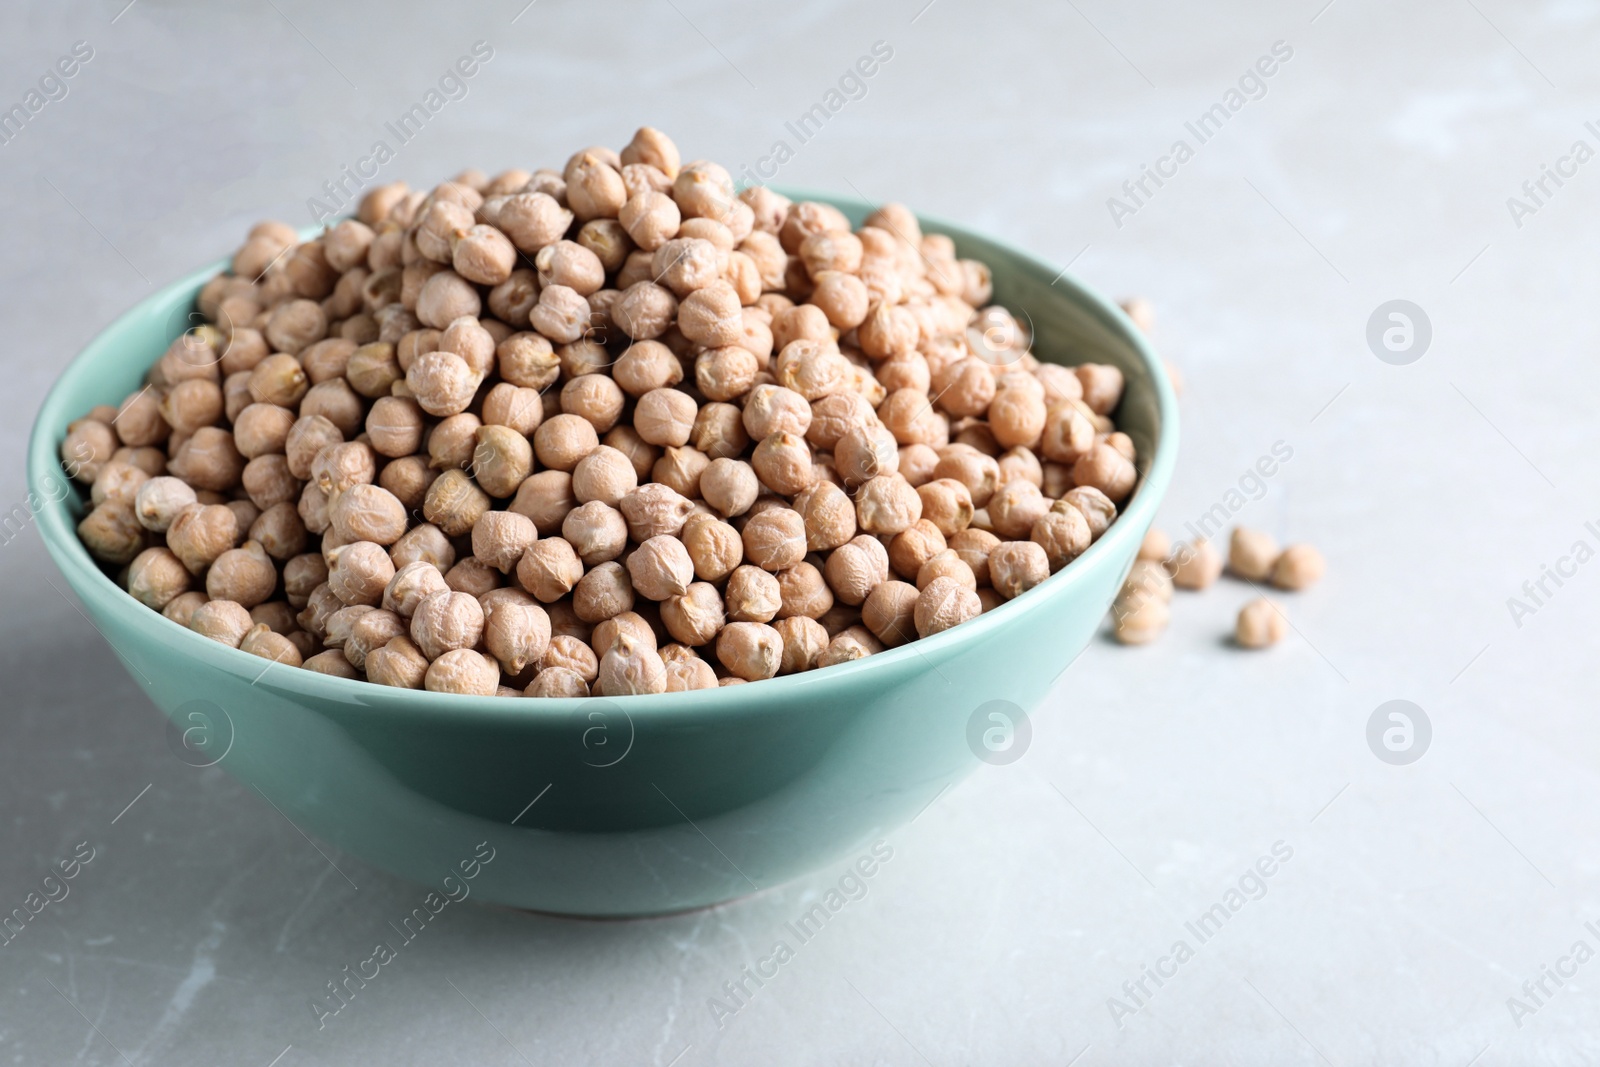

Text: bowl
xmin=28 ymin=191 xmax=1178 ymax=917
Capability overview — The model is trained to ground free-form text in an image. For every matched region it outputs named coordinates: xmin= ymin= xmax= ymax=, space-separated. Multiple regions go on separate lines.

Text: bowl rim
xmin=28 ymin=190 xmax=1179 ymax=725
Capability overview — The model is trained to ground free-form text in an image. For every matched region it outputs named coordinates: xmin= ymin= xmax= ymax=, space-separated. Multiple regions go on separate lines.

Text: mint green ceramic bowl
xmin=29 ymin=194 xmax=1177 ymax=916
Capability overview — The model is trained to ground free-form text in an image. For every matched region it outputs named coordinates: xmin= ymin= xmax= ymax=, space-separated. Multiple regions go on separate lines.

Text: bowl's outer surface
xmin=29 ymin=192 xmax=1178 ymax=916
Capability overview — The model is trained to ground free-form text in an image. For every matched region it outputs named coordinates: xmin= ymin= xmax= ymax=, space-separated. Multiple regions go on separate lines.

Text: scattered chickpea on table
xmin=67 ymin=127 xmax=1148 ymax=697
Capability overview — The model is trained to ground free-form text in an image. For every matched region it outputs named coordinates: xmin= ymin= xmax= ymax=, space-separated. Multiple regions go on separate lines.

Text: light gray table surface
xmin=3 ymin=1 xmax=1598 ymax=1063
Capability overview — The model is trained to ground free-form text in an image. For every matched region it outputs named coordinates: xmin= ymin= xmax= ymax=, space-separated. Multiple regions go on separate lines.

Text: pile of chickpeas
xmin=64 ymin=127 xmax=1142 ymax=697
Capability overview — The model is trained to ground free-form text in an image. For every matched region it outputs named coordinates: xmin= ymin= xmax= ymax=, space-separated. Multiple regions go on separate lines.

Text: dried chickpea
xmin=304 ymin=650 xmax=361 ymax=678
xmin=652 ymin=445 xmax=710 ymax=499
xmin=690 ymin=402 xmax=750 ymax=459
xmin=1264 ymin=543 xmax=1324 ymax=591
xmin=663 ymin=654 xmax=718 ymax=692
xmin=1112 ymin=593 xmax=1170 ymax=645
xmin=383 ymin=561 xmax=450 ymax=618
xmin=1236 ymin=597 xmax=1288 ymax=649
xmin=367 ymin=635 xmax=430 ymax=688
xmin=811 ymin=625 xmax=878 ymax=668
xmin=620 ymin=482 xmax=694 ymax=541
xmin=190 ymin=599 xmax=254 ymax=648
xmin=483 ymin=595 xmax=551 ymax=676
xmin=170 ymin=427 xmax=245 ymax=493
xmin=472 ymin=425 xmax=534 ymax=499
xmin=716 ymin=621 xmax=783 ymax=681
xmin=775 ymin=561 xmax=833 ymax=619
xmin=741 ymin=508 xmax=807 ymax=571
xmin=916 ymin=549 xmax=977 ymax=592
xmin=283 ymin=554 xmax=329 ymax=609
xmin=127 ymin=547 xmax=190 ymax=610
xmin=1139 ymin=527 xmax=1172 ymax=562
xmin=834 ymin=424 xmax=898 ymax=488
xmin=344 ymin=609 xmax=407 ymax=670
xmin=517 ymin=538 xmax=584 ymax=602
xmin=160 ymin=379 xmax=224 ymax=435
xmin=206 ymin=541 xmax=278 ymax=607
xmin=989 ymin=541 xmax=1050 ymax=600
xmin=915 ymin=478 xmax=973 ymax=537
xmin=932 ymin=447 xmax=999 ymax=508
xmin=162 ymin=590 xmax=208 ymax=628
xmin=1072 ymin=442 xmax=1136 ymax=504
xmin=1076 ymin=363 xmax=1124 ymax=416
xmin=526 ymin=666 xmax=588 ymax=697
xmin=328 ymin=541 xmax=396 ymax=606
xmin=660 ymin=582 xmax=725 ymax=646
xmin=725 ymin=565 xmax=782 ymax=622
xmin=425 ymin=649 xmax=499 ymax=695
xmin=825 ymin=534 xmax=890 ymax=606
xmin=854 ymin=474 xmax=922 ymax=536
xmin=594 ymin=632 xmax=666 ymax=695
xmin=329 ymin=483 xmax=408 ymax=545
xmin=445 ymin=556 xmax=502 ymax=598
xmin=1059 ymin=487 xmax=1118 ymax=541
xmin=167 ymin=503 xmax=238 ymax=574
xmin=897 ymin=444 xmax=939 ymax=488
xmin=772 ymin=615 xmax=828 ymax=674
xmin=1031 ymin=507 xmax=1091 ymax=572
xmin=1228 ymin=527 xmax=1279 ymax=582
xmin=791 ymin=481 xmax=856 ymax=551
xmin=471 ymin=511 xmax=537 ymax=573
xmin=573 ymin=560 xmax=634 ymax=623
xmin=134 ymin=476 xmax=198 ymax=532
xmin=861 ymin=581 xmax=918 ymax=647
xmin=1168 ymin=538 xmax=1223 ymax=591
xmin=423 ymin=469 xmax=490 ymax=537
xmin=557 ymin=501 xmax=625 ymax=565
xmin=240 ymin=624 xmax=304 ymax=668
xmin=682 ymin=515 xmax=743 ymax=581
xmin=511 ymin=470 xmax=576 ymax=535
xmin=390 ymin=523 xmax=454 ymax=572
xmin=409 ymin=590 xmax=484 ymax=660
xmin=914 ymin=576 xmax=981 ymax=637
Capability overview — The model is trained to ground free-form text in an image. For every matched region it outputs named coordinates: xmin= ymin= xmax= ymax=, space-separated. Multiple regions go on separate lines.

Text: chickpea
xmin=750 ymin=432 xmax=815 ymax=497
xmin=695 ymin=344 xmax=759 ymax=402
xmin=1031 ymin=508 xmax=1090 ymax=572
xmin=988 ymin=480 xmax=1049 ymax=540
xmin=510 ymin=470 xmax=576 ymax=536
xmin=423 ymin=649 xmax=498 ymax=695
xmin=661 ymin=582 xmax=726 ymax=646
xmin=776 ymin=340 xmax=851 ymax=402
xmin=1139 ymin=527 xmax=1172 ymax=562
xmin=446 ymin=556 xmax=502 ymax=598
xmin=1058 ymin=486 xmax=1117 ymax=540
xmin=482 ymin=595 xmax=551 ymax=677
xmin=678 ymin=282 xmax=744 ymax=347
xmin=128 ymin=547 xmax=190 ymax=610
xmin=556 ymin=501 xmax=624 ymax=566
xmin=517 ymin=538 xmax=585 ymax=602
xmin=613 ymin=281 xmax=679 ymax=340
xmin=620 ymin=482 xmax=694 ymax=541
xmin=525 ymin=665 xmax=588 ymax=697
xmin=1112 ymin=591 xmax=1170 ymax=646
xmin=816 ymin=625 xmax=883 ymax=667
xmin=573 ymin=560 xmax=634 ymax=623
xmin=1236 ymin=597 xmax=1288 ymax=649
xmin=240 ymin=624 xmax=305 ymax=668
xmin=162 ymin=590 xmax=208 ymax=628
xmin=1072 ymin=442 xmax=1136 ymax=504
xmin=651 ymin=445 xmax=709 ymax=499
xmin=916 ymin=549 xmax=977 ymax=592
xmin=791 ymin=480 xmax=856 ymax=551
xmin=988 ymin=384 xmax=1046 ymax=451
xmin=690 ymin=402 xmax=750 ymax=459
xmin=167 ymin=503 xmax=239 ymax=574
xmin=591 ymin=632 xmax=664 ymax=695
xmin=383 ymin=560 xmax=450 ymax=619
xmin=170 ymin=427 xmax=245 ymax=492
xmin=1228 ymin=527 xmax=1279 ymax=582
xmin=776 ymin=561 xmax=833 ymax=619
xmin=725 ymin=565 xmax=782 ymax=623
xmin=206 ymin=541 xmax=278 ymax=607
xmin=407 ymin=350 xmax=479 ymax=418
xmin=1041 ymin=402 xmax=1095 ymax=465
xmin=741 ymin=508 xmax=806 ymax=571
xmin=1168 ymin=538 xmax=1223 ymax=591
xmin=406 ymin=589 xmax=483 ymax=660
xmin=716 ymin=621 xmax=782 ymax=681
xmin=854 ymin=474 xmax=921 ymax=536
xmin=328 ymin=541 xmax=396 ymax=606
xmin=415 ymin=270 xmax=482 ymax=329
xmin=366 ymin=635 xmax=429 ymax=688
xmin=190 ymin=599 xmax=255 ymax=648
xmin=134 ymin=476 xmax=198 ymax=533
xmin=989 ymin=541 xmax=1050 ymax=600
xmin=304 ymin=649 xmax=361 ymax=678
xmin=622 ymin=535 xmax=691 ymax=601
xmin=914 ymin=576 xmax=981 ymax=637
xmin=496 ymin=332 xmax=560 ymax=391
xmin=422 ymin=469 xmax=490 ymax=537
xmin=1271 ymin=544 xmax=1326 ymax=591
xmin=326 ymin=483 xmax=406 ymax=545
xmin=682 ymin=515 xmax=743 ymax=581
xmin=824 ymin=535 xmax=888 ymax=607
xmin=768 ymin=615 xmax=826 ymax=674
xmin=663 ymin=653 xmax=717 ymax=692
xmin=470 ymin=425 xmax=533 ymax=499
xmin=1076 ymin=363 xmax=1124 ymax=415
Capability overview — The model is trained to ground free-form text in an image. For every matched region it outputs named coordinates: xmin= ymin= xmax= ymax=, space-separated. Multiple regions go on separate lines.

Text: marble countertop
xmin=4 ymin=0 xmax=1598 ymax=1062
